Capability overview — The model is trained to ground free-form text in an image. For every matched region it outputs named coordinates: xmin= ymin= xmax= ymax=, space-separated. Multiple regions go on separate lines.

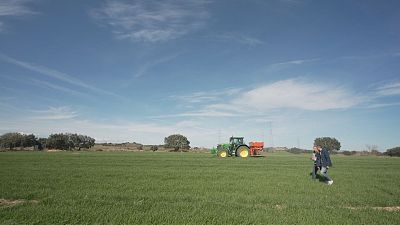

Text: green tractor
xmin=217 ymin=137 xmax=250 ymax=158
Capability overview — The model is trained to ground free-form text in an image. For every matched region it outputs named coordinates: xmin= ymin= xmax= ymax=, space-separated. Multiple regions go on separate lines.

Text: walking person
xmin=315 ymin=146 xmax=333 ymax=185
xmin=310 ymin=146 xmax=319 ymax=180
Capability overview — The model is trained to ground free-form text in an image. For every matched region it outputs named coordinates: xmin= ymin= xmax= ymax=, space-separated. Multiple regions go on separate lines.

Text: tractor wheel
xmin=217 ymin=149 xmax=228 ymax=158
xmin=236 ymin=146 xmax=250 ymax=158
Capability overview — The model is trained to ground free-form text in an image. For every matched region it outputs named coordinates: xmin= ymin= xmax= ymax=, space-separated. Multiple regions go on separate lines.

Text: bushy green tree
xmin=37 ymin=138 xmax=47 ymax=150
xmin=46 ymin=133 xmax=95 ymax=150
xmin=150 ymin=145 xmax=158 ymax=152
xmin=164 ymin=134 xmax=190 ymax=151
xmin=0 ymin=132 xmax=38 ymax=150
xmin=46 ymin=133 xmax=69 ymax=150
xmin=22 ymin=134 xmax=37 ymax=148
xmin=385 ymin=147 xmax=400 ymax=157
xmin=314 ymin=137 xmax=341 ymax=151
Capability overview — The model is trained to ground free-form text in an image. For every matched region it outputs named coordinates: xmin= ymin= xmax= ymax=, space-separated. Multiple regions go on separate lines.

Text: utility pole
xmin=262 ymin=124 xmax=265 ymax=144
xmin=297 ymin=137 xmax=300 ymax=149
xmin=269 ymin=121 xmax=274 ymax=148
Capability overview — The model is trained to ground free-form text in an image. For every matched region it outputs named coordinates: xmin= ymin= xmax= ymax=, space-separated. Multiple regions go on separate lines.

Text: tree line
xmin=1 ymin=133 xmax=398 ymax=156
xmin=0 ymin=132 xmax=95 ymax=151
xmin=0 ymin=132 xmax=190 ymax=152
xmin=278 ymin=137 xmax=400 ymax=157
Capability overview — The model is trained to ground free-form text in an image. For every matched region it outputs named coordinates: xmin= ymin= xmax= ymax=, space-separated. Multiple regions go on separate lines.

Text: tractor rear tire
xmin=236 ymin=146 xmax=250 ymax=158
xmin=217 ymin=149 xmax=228 ymax=158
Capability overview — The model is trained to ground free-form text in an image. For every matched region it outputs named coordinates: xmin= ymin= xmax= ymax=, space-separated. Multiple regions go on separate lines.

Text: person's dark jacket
xmin=316 ymin=149 xmax=332 ymax=167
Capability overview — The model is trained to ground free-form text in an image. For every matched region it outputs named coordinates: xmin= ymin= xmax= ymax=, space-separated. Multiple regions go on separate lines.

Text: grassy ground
xmin=0 ymin=151 xmax=399 ymax=225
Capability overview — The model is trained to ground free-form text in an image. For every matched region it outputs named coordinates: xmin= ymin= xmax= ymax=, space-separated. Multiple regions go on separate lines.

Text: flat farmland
xmin=0 ymin=151 xmax=399 ymax=225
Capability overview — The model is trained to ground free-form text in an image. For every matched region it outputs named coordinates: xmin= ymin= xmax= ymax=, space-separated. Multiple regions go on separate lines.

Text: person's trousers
xmin=321 ymin=166 xmax=332 ymax=181
xmin=311 ymin=165 xmax=318 ymax=179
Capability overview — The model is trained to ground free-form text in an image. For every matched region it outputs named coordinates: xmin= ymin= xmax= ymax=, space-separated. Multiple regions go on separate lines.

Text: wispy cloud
xmin=170 ymin=87 xmax=241 ymax=104
xmin=209 ymin=33 xmax=264 ymax=46
xmin=150 ymin=110 xmax=237 ymax=119
xmin=232 ymin=79 xmax=365 ymax=111
xmin=0 ymin=53 xmax=125 ymax=100
xmin=375 ymin=82 xmax=400 ymax=96
xmin=0 ymin=53 xmax=92 ymax=88
xmin=30 ymin=106 xmax=78 ymax=120
xmin=366 ymin=102 xmax=400 ymax=109
xmin=91 ymin=0 xmax=211 ymax=42
xmin=339 ymin=52 xmax=400 ymax=61
xmin=268 ymin=58 xmax=319 ymax=68
xmin=0 ymin=0 xmax=36 ymax=16
xmin=166 ymin=78 xmax=367 ymax=119
xmin=30 ymin=79 xmax=92 ymax=99
xmin=134 ymin=53 xmax=180 ymax=78
xmin=0 ymin=0 xmax=37 ymax=32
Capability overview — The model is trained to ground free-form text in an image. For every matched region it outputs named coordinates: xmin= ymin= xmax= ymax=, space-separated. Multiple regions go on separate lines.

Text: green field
xmin=0 ymin=151 xmax=399 ymax=225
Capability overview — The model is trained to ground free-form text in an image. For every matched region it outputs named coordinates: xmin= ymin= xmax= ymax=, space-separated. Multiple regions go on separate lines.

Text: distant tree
xmin=0 ymin=132 xmax=37 ymax=150
xmin=342 ymin=151 xmax=353 ymax=156
xmin=37 ymin=138 xmax=47 ymax=150
xmin=164 ymin=134 xmax=190 ymax=151
xmin=46 ymin=133 xmax=95 ymax=151
xmin=314 ymin=137 xmax=341 ymax=152
xmin=47 ymin=133 xmax=69 ymax=150
xmin=287 ymin=147 xmax=303 ymax=154
xmin=150 ymin=145 xmax=158 ymax=152
xmin=22 ymin=134 xmax=37 ymax=148
xmin=0 ymin=133 xmax=17 ymax=150
xmin=386 ymin=147 xmax=400 ymax=157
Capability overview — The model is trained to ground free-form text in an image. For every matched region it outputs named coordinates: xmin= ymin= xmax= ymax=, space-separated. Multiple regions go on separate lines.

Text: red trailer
xmin=249 ymin=141 xmax=264 ymax=156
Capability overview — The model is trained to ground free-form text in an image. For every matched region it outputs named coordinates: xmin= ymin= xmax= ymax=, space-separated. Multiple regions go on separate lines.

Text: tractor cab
xmin=229 ymin=137 xmax=244 ymax=148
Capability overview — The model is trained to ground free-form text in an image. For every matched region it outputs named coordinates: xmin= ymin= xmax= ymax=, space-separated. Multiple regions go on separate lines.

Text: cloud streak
xmin=0 ymin=53 xmax=125 ymax=100
xmin=209 ymin=33 xmax=264 ymax=46
xmin=375 ymin=82 xmax=400 ymax=96
xmin=268 ymin=58 xmax=319 ymax=68
xmin=170 ymin=87 xmax=241 ymax=104
xmin=0 ymin=0 xmax=36 ymax=16
xmin=134 ymin=53 xmax=180 ymax=78
xmin=30 ymin=106 xmax=78 ymax=120
xmin=0 ymin=0 xmax=37 ymax=32
xmin=91 ymin=0 xmax=211 ymax=42
xmin=29 ymin=78 xmax=93 ymax=99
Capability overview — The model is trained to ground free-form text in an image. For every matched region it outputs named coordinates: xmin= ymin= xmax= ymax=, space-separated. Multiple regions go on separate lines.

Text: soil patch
xmin=345 ymin=206 xmax=400 ymax=212
xmin=372 ymin=206 xmax=400 ymax=212
xmin=274 ymin=204 xmax=286 ymax=210
xmin=46 ymin=150 xmax=63 ymax=152
xmin=0 ymin=199 xmax=39 ymax=207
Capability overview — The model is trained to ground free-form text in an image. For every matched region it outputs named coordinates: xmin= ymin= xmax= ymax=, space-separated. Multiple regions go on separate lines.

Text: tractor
xmin=216 ymin=137 xmax=264 ymax=158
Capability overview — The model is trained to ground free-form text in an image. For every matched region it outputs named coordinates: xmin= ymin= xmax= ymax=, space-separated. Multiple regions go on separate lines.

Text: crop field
xmin=0 ymin=151 xmax=399 ymax=225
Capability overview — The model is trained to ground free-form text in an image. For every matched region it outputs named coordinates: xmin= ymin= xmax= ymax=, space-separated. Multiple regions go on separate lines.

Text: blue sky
xmin=0 ymin=0 xmax=399 ymax=150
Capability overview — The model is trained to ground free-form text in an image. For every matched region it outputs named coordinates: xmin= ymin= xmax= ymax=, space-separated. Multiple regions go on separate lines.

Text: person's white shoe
xmin=327 ymin=180 xmax=334 ymax=185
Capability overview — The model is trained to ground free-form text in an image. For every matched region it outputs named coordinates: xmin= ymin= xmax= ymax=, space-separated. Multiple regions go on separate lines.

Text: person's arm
xmin=311 ymin=153 xmax=316 ymax=161
xmin=325 ymin=151 xmax=332 ymax=167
